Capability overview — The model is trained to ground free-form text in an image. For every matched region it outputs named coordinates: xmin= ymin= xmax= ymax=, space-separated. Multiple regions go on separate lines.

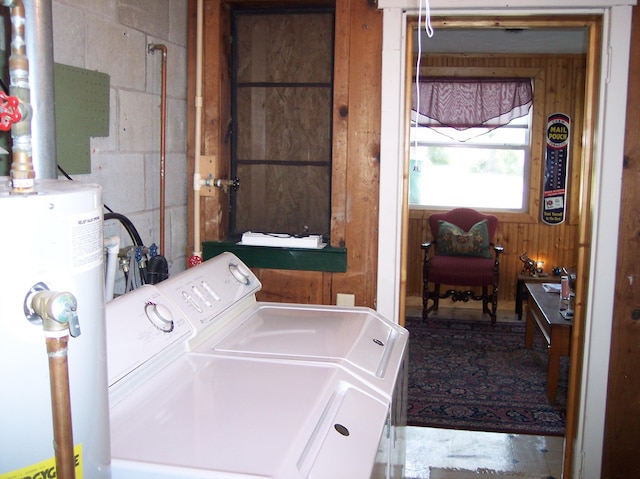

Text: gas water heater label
xmin=0 ymin=444 xmax=82 ymax=479
xmin=70 ymin=212 xmax=103 ymax=272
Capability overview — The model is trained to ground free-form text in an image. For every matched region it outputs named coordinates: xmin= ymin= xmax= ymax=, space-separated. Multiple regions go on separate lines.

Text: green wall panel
xmin=54 ymin=63 xmax=110 ymax=174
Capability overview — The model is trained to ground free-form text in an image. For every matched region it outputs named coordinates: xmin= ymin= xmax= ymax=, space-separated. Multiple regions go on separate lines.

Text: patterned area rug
xmin=406 ymin=317 xmax=568 ymax=436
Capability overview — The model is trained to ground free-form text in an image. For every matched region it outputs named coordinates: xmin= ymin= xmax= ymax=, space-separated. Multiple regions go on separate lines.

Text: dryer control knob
xmin=144 ymin=301 xmax=174 ymax=332
xmin=229 ymin=262 xmax=251 ymax=285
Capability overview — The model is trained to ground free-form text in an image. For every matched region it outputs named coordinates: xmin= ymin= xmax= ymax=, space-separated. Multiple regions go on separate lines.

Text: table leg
xmin=515 ymin=279 xmax=523 ymax=319
xmin=547 ymin=343 xmax=561 ymax=402
xmin=525 ymin=305 xmax=535 ymax=348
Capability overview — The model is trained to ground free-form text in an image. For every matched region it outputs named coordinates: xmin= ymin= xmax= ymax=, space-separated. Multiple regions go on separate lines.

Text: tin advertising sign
xmin=542 ymin=112 xmax=570 ymax=225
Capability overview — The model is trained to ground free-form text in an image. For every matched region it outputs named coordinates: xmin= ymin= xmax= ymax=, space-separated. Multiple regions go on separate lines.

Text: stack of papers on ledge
xmin=240 ymin=232 xmax=326 ymax=249
xmin=542 ymin=283 xmax=562 ymax=293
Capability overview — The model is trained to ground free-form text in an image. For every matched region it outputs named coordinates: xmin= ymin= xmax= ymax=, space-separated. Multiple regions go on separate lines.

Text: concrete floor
xmin=402 ymin=300 xmax=563 ymax=479
xmin=404 ymin=426 xmax=562 ymax=478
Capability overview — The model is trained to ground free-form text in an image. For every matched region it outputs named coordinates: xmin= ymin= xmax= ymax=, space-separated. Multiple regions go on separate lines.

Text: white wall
xmin=52 ymin=0 xmax=189 ymax=277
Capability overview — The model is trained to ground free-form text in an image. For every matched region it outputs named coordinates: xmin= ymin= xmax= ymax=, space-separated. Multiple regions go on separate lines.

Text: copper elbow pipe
xmin=149 ymin=43 xmax=168 ymax=255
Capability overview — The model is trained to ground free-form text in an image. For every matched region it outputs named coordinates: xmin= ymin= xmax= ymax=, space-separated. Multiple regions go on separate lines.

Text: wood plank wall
xmin=406 ymin=53 xmax=587 ymax=309
xmin=187 ymin=0 xmax=383 ymax=307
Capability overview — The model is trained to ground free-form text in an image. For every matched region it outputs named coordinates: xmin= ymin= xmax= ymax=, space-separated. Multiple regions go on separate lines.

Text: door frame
xmin=376 ymin=1 xmax=633 ymax=478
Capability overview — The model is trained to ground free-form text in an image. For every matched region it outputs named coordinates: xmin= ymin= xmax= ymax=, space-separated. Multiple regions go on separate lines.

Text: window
xmin=409 ymin=78 xmax=532 ymax=211
xmin=230 ymin=7 xmax=334 ymax=239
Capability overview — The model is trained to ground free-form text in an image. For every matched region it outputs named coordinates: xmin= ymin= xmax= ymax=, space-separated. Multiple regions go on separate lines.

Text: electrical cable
xmin=57 ymin=164 xmax=114 ymax=213
xmin=414 ymin=0 xmax=434 ymax=147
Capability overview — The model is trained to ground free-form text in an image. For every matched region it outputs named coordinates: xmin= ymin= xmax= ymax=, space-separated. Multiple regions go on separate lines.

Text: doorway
xmin=404 ymin=16 xmax=597 ymax=479
xmin=377 ymin=5 xmax=633 ymax=479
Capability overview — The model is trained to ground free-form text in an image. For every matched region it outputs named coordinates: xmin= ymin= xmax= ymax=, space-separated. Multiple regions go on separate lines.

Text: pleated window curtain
xmin=411 ymin=78 xmax=533 ymax=139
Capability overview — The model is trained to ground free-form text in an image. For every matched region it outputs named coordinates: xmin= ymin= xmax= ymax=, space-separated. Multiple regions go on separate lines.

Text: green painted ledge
xmin=202 ymin=241 xmax=347 ymax=272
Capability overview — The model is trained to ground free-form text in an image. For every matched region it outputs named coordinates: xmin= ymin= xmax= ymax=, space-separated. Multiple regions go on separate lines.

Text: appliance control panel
xmin=155 ymin=252 xmax=261 ymax=334
xmin=106 ymin=253 xmax=261 ymax=387
xmin=106 ymin=284 xmax=192 ymax=387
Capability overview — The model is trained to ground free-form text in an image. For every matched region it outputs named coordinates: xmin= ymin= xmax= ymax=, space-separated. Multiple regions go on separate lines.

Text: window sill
xmin=202 ymin=241 xmax=347 ymax=273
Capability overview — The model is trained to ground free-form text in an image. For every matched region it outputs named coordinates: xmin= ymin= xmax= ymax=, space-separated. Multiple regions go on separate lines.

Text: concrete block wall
xmin=52 ymin=0 xmax=189 ymax=287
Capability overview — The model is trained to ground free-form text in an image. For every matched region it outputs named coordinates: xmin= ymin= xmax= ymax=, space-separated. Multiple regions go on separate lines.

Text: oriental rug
xmin=405 ymin=317 xmax=568 ymax=436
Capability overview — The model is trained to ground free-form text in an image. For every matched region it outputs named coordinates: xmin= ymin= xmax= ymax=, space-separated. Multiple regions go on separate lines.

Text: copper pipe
xmin=3 ymin=0 xmax=35 ymax=194
xmin=149 ymin=43 xmax=168 ymax=255
xmin=46 ymin=334 xmax=76 ymax=479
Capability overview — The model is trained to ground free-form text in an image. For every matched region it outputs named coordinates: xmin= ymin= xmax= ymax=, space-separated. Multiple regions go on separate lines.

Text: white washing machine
xmin=106 ymin=252 xmax=408 ymax=479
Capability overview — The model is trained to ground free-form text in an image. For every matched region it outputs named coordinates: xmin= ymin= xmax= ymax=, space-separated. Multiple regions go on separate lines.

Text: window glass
xmin=409 ymin=113 xmax=531 ymax=211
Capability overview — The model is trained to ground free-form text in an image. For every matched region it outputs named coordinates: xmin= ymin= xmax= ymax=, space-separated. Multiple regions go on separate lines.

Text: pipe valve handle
xmin=32 ymin=291 xmax=81 ymax=337
xmin=0 ymin=90 xmax=22 ymax=131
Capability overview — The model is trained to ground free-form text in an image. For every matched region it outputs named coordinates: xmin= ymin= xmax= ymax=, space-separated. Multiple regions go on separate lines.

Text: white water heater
xmin=0 ymin=179 xmax=111 ymax=478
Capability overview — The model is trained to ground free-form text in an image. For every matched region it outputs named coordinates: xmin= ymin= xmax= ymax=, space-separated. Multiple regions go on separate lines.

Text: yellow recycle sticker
xmin=0 ymin=444 xmax=82 ymax=479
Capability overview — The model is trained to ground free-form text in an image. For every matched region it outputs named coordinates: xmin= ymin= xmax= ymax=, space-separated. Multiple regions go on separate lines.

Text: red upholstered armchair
xmin=421 ymin=208 xmax=504 ymax=324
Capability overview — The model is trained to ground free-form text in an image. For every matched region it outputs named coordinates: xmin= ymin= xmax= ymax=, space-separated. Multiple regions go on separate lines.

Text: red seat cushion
xmin=428 ymin=255 xmax=495 ymax=286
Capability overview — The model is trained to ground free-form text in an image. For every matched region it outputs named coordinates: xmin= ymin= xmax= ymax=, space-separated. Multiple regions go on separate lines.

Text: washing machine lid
xmin=194 ymin=303 xmax=408 ymax=396
xmin=110 ymin=353 xmax=388 ymax=479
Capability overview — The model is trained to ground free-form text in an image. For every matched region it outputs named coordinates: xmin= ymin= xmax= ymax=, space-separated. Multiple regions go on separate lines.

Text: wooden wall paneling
xmin=406 ymin=214 xmax=426 ymax=298
xmin=254 ymin=269 xmax=326 ymax=304
xmin=602 ymin=5 xmax=640 ymax=477
xmin=218 ymin=1 xmax=232 ymax=237
xmin=193 ymin=0 xmax=231 ymax=242
xmin=569 ymin=59 xmax=586 ymax=229
xmin=330 ymin=0 xmax=350 ymax=249
xmin=529 ymin=64 xmax=545 ymax=225
xmin=329 ymin=0 xmax=382 ymax=308
xmin=187 ymin=0 xmax=228 ymax=255
xmin=202 ymin=0 xmax=224 ymax=241
xmin=500 ymin=221 xmax=518 ymax=301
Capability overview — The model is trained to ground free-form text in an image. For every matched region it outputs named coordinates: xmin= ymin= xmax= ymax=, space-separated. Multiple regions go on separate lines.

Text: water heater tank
xmin=0 ymin=179 xmax=110 ymax=478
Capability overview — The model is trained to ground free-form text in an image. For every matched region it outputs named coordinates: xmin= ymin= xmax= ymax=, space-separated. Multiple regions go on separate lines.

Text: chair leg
xmin=422 ymin=283 xmax=440 ymax=320
xmin=490 ymin=286 xmax=498 ymax=325
xmin=482 ymin=285 xmax=489 ymax=313
xmin=422 ymin=284 xmax=429 ymax=320
xmin=433 ymin=284 xmax=440 ymax=312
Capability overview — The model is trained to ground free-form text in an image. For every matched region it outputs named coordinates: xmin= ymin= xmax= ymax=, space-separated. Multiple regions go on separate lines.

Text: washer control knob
xmin=144 ymin=301 xmax=174 ymax=332
xmin=229 ymin=262 xmax=251 ymax=285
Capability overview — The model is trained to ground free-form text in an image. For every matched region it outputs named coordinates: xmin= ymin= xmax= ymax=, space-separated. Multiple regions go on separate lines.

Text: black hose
xmin=104 ymin=213 xmax=144 ymax=247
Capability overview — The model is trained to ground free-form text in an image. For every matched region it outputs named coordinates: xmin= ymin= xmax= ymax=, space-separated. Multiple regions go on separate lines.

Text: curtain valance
xmin=411 ymin=78 xmax=533 ymax=131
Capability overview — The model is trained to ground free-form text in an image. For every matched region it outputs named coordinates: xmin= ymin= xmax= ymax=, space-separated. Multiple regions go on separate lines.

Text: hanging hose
xmin=104 ymin=212 xmax=144 ymax=247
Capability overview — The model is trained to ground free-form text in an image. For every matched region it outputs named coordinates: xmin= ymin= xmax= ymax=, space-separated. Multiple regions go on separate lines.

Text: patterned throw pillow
xmin=436 ymin=219 xmax=492 ymax=258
